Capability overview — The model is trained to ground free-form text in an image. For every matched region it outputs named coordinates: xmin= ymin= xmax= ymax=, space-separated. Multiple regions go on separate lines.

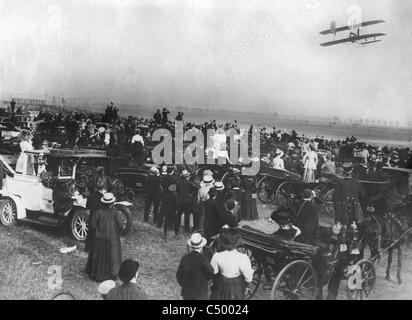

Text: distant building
xmin=2 ymin=97 xmax=46 ymax=112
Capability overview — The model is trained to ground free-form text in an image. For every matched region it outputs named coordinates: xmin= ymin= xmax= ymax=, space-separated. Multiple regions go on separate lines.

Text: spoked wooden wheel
xmin=238 ymin=245 xmax=262 ymax=299
xmin=257 ymin=176 xmax=277 ymax=204
xmin=347 ymin=259 xmax=376 ymax=300
xmin=275 ymin=181 xmax=296 ymax=207
xmin=70 ymin=211 xmax=89 ymax=241
xmin=202 ymin=245 xmax=214 ymax=262
xmin=0 ymin=199 xmax=17 ymax=227
xmin=271 ymin=260 xmax=318 ymax=300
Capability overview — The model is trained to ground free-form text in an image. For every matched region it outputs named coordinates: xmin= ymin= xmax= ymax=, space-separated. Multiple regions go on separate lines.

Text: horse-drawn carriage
xmin=312 ymin=167 xmax=412 ymax=286
xmin=204 ymin=225 xmax=376 ymax=300
xmin=257 ymin=167 xmax=302 ymax=205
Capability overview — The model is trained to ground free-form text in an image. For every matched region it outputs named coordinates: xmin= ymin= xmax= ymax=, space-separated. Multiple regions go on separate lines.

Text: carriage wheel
xmin=275 ymin=181 xmax=295 ymax=207
xmin=202 ymin=245 xmax=215 ymax=262
xmin=257 ymin=176 xmax=276 ymax=204
xmin=201 ymin=238 xmax=217 ymax=262
xmin=271 ymin=260 xmax=317 ymax=300
xmin=238 ymin=245 xmax=262 ymax=299
xmin=347 ymin=259 xmax=376 ymax=300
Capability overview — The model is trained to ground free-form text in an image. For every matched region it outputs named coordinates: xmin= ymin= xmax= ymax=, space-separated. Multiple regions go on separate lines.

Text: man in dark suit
xmin=203 ymin=188 xmax=221 ymax=242
xmin=175 ymin=170 xmax=194 ymax=235
xmin=332 ymin=162 xmax=365 ymax=226
xmin=176 ymin=233 xmax=214 ymax=300
xmin=328 ymin=162 xmax=365 ymax=300
xmin=153 ymin=109 xmax=162 ymax=125
xmin=294 ymin=189 xmax=320 ymax=245
xmin=219 ymin=199 xmax=238 ymax=229
xmin=144 ymin=167 xmax=163 ymax=225
xmin=107 ymin=259 xmax=148 ymax=300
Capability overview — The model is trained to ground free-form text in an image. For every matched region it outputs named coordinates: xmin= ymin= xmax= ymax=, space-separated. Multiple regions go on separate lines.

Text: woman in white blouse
xmin=210 ymin=228 xmax=254 ymax=300
xmin=302 ymin=143 xmax=318 ymax=183
xmin=272 ymin=149 xmax=285 ymax=170
xmin=15 ymin=130 xmax=35 ymax=175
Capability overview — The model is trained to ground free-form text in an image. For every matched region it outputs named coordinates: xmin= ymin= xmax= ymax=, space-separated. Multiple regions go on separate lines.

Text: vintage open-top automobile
xmin=0 ymin=148 xmax=133 ymax=241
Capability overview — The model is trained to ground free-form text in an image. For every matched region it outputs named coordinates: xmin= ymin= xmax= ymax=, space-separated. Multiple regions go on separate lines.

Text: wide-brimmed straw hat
xmin=203 ymin=175 xmax=214 ymax=184
xmin=214 ymin=181 xmax=225 ymax=191
xmin=187 ymin=233 xmax=207 ymax=249
xmin=101 ymin=192 xmax=116 ymax=204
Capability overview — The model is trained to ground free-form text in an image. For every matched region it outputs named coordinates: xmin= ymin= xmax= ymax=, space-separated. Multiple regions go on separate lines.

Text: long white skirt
xmin=302 ymin=168 xmax=316 ymax=183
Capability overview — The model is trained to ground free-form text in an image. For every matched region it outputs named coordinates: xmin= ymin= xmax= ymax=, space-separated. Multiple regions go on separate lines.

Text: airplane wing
xmin=352 ymin=33 xmax=386 ymax=41
xmin=320 ymin=33 xmax=385 ymax=46
xmin=320 ymin=20 xmax=385 ymax=35
xmin=320 ymin=37 xmax=355 ymax=46
xmin=360 ymin=40 xmax=382 ymax=45
xmin=320 ymin=25 xmax=350 ymax=35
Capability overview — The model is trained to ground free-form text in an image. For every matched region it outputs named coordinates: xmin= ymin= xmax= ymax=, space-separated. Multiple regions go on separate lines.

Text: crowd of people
xmin=4 ymin=101 xmax=412 ymax=300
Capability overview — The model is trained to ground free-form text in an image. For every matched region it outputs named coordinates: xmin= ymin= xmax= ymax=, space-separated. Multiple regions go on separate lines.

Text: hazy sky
xmin=0 ymin=0 xmax=411 ymax=123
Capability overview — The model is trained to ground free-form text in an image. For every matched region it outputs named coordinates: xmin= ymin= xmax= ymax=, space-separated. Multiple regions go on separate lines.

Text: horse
xmin=361 ymin=212 xmax=405 ymax=285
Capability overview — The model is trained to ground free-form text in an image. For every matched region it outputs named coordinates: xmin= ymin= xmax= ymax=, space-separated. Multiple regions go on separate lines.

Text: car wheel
xmin=70 ymin=210 xmax=89 ymax=241
xmin=0 ymin=198 xmax=17 ymax=227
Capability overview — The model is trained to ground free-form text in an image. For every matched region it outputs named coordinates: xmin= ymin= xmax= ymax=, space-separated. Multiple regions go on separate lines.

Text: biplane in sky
xmin=319 ymin=20 xmax=386 ymax=46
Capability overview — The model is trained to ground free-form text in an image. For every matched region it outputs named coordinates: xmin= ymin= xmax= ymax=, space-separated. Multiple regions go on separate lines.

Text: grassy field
xmin=0 ymin=198 xmax=412 ymax=300
xmin=0 ymin=199 xmax=187 ymax=300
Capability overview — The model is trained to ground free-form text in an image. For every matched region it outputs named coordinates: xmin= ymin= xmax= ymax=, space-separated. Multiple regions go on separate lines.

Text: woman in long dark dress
xmin=210 ymin=228 xmax=254 ymax=300
xmin=240 ymin=176 xmax=259 ymax=221
xmin=85 ymin=193 xmax=124 ymax=282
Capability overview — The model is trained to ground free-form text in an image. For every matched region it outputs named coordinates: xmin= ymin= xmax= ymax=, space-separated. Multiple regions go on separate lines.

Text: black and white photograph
xmin=0 ymin=0 xmax=412 ymax=304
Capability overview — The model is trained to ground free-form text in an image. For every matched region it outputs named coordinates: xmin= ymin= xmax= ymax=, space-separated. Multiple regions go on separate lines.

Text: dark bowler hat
xmin=118 ymin=259 xmax=140 ymax=282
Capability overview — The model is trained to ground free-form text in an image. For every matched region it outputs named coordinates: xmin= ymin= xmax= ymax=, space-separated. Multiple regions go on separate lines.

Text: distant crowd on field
xmin=3 ymin=100 xmax=411 ymax=176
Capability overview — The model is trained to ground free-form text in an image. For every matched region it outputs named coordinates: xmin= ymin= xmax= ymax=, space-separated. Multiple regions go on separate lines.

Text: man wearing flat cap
xmin=107 ymin=259 xmax=148 ymax=300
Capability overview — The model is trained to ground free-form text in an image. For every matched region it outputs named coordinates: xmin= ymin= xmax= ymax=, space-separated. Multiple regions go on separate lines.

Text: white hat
xmin=150 ymin=166 xmax=159 ymax=175
xmin=203 ymin=169 xmax=213 ymax=177
xmin=187 ymin=233 xmax=207 ymax=249
xmin=101 ymin=192 xmax=116 ymax=204
xmin=214 ymin=181 xmax=225 ymax=191
xmin=203 ymin=175 xmax=214 ymax=184
xmin=98 ymin=280 xmax=116 ymax=295
xmin=181 ymin=169 xmax=190 ymax=177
